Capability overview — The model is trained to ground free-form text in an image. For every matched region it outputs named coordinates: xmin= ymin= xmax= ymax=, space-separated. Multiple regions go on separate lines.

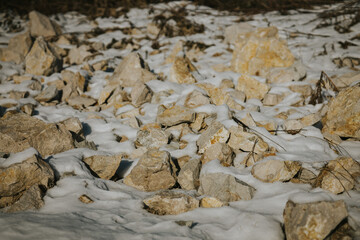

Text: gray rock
xmin=35 ymin=85 xmax=59 ymax=102
xmin=29 ymin=10 xmax=61 ymax=37
xmin=83 ymin=155 xmax=122 ymax=180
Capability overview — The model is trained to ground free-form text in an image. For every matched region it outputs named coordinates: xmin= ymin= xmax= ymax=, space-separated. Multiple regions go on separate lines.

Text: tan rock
xmin=29 ymin=11 xmax=61 ymax=37
xmin=61 ymin=70 xmax=86 ymax=92
xmin=284 ymin=119 xmax=303 ymax=134
xmin=83 ymin=155 xmax=122 ymax=180
xmin=228 ymin=126 xmax=268 ymax=154
xmin=289 ymin=84 xmax=312 ymax=98
xmin=135 ymin=124 xmax=172 ymax=149
xmin=4 ymin=184 xmax=45 ymax=213
xmin=68 ymin=45 xmax=92 ymax=65
xmin=197 ymin=83 xmax=229 ymax=106
xmin=78 ymin=194 xmax=94 ymax=204
xmin=123 ymin=149 xmax=176 ymax=192
xmin=169 ymin=56 xmax=197 ymax=84
xmin=157 ymin=105 xmax=195 ymax=127
xmin=166 ymin=123 xmax=193 ymax=141
xmin=196 ymin=121 xmax=230 ymax=154
xmin=190 ymin=112 xmax=207 ymax=133
xmin=283 ymin=200 xmax=348 ymax=240
xmin=0 ymin=32 xmax=33 ymax=64
xmin=67 ymin=96 xmax=97 ymax=109
xmin=236 ymin=74 xmax=269 ymax=100
xmin=184 ymin=90 xmax=210 ymax=109
xmin=35 ymin=85 xmax=59 ymax=102
xmin=200 ymin=196 xmax=228 ymax=208
xmin=201 ymin=142 xmax=234 ymax=167
xmin=322 ymin=84 xmax=360 ymax=138
xmin=131 ymin=82 xmax=153 ymax=107
xmin=266 ymin=61 xmax=306 ymax=84
xmin=13 ymin=75 xmax=33 ymax=84
xmin=25 ymin=37 xmax=62 ymax=76
xmin=300 ymin=112 xmax=321 ymax=127
xmin=20 ymin=103 xmax=35 ymax=116
xmin=220 ymin=79 xmax=235 ymax=89
xmin=164 ymin=40 xmax=184 ymax=64
xmin=333 ymin=71 xmax=360 ymax=89
xmin=177 ymin=158 xmax=201 ymax=190
xmin=291 ymin=168 xmax=317 ymax=185
xmin=251 ymin=160 xmax=301 ymax=183
xmin=224 ymin=23 xmax=255 ymax=45
xmin=143 ymin=191 xmax=199 ymax=215
xmin=263 ymin=93 xmax=283 ymax=106
xmin=58 ymin=117 xmax=82 ymax=135
xmin=105 ymin=87 xmax=129 ymax=109
xmin=147 ymin=22 xmax=160 ymax=36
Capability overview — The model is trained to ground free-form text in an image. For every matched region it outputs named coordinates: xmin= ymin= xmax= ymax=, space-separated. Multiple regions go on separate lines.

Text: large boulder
xmin=29 ymin=10 xmax=62 ymax=37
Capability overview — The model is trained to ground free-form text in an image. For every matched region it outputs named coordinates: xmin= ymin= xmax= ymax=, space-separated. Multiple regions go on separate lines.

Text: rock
xmin=291 ymin=168 xmax=317 ymax=185
xmin=227 ymin=126 xmax=269 ymax=154
xmin=61 ymin=70 xmax=86 ymax=93
xmin=190 ymin=112 xmax=207 ymax=133
xmin=9 ymin=91 xmax=29 ymax=100
xmin=105 ymin=87 xmax=129 ymax=109
xmin=166 ymin=123 xmax=193 ymax=141
xmin=68 ymin=45 xmax=92 ymax=65
xmin=266 ymin=61 xmax=306 ymax=84
xmin=224 ymin=23 xmax=255 ymax=45
xmin=58 ymin=117 xmax=82 ymax=135
xmin=13 ymin=75 xmax=33 ymax=84
xmin=4 ymin=184 xmax=45 ymax=213
xmin=0 ymin=151 xmax=54 ymax=210
xmin=184 ymin=90 xmax=210 ymax=109
xmin=164 ymin=40 xmax=184 ymax=64
xmin=262 ymin=93 xmax=283 ymax=106
xmin=0 ymin=32 xmax=33 ymax=64
xmin=123 ymin=149 xmax=176 ymax=192
xmin=333 ymin=71 xmax=360 ymax=89
xmin=157 ymin=105 xmax=195 ymax=127
xmin=143 ymin=190 xmax=199 ymax=215
xmin=283 ymin=200 xmax=348 ymax=240
xmin=201 ymin=142 xmax=234 ymax=167
xmin=98 ymin=85 xmax=117 ymax=105
xmin=322 ymin=84 xmax=360 ymax=138
xmin=315 ymin=157 xmax=360 ymax=194
xmin=25 ymin=37 xmax=62 ymax=76
xmin=29 ymin=10 xmax=61 ymax=37
xmin=197 ymin=83 xmax=229 ymax=106
xmin=200 ymin=196 xmax=228 ymax=208
xmin=289 ymin=84 xmax=312 ymax=98
xmin=67 ymin=96 xmax=97 ymax=109
xmin=78 ymin=194 xmax=94 ymax=204
xmin=169 ymin=56 xmax=197 ymax=84
xmin=20 ymin=103 xmax=35 ymax=116
xmin=231 ymin=27 xmax=294 ymax=77
xmin=284 ymin=119 xmax=303 ymax=134
xmin=300 ymin=112 xmax=321 ymax=127
xmin=198 ymin=172 xmax=255 ymax=202
xmin=251 ymin=159 xmax=301 ymax=183
xmin=0 ymin=113 xmax=75 ymax=156
xmin=196 ymin=121 xmax=230 ymax=154
xmin=178 ymin=158 xmax=201 ymax=190
xmin=83 ymin=155 xmax=122 ymax=180
xmin=131 ymin=82 xmax=153 ymax=107
xmin=135 ymin=124 xmax=172 ymax=149
xmin=35 ymin=85 xmax=59 ymax=102
xmin=110 ymin=52 xmax=156 ymax=87
xmin=147 ymin=22 xmax=160 ymax=36
xmin=236 ymin=74 xmax=269 ymax=100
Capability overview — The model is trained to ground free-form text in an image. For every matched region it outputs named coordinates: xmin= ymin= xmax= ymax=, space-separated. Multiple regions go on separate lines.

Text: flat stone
xmin=68 ymin=45 xmax=92 ymax=65
xmin=83 ymin=155 xmax=122 ymax=180
xmin=200 ymin=196 xmax=228 ymax=208
xmin=135 ymin=124 xmax=172 ymax=149
xmin=0 ymin=32 xmax=33 ymax=64
xmin=29 ymin=10 xmax=61 ymax=37
xmin=236 ymin=74 xmax=269 ymax=100
xmin=184 ymin=90 xmax=210 ymax=109
xmin=4 ymin=184 xmax=45 ymax=213
xmin=227 ymin=126 xmax=269 ymax=154
xmin=35 ymin=85 xmax=59 ymax=102
xmin=201 ymin=142 xmax=234 ymax=167
xmin=157 ymin=105 xmax=195 ymax=127
xmin=196 ymin=121 xmax=230 ymax=154
xmin=266 ymin=61 xmax=306 ymax=84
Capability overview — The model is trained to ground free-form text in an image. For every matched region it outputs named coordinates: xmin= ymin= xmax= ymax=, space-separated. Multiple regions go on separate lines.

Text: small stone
xmin=83 ymin=155 xmax=122 ymax=180
xmin=164 ymin=40 xmax=184 ymax=64
xmin=143 ymin=190 xmax=199 ymax=215
xmin=13 ymin=75 xmax=33 ymax=84
xmin=201 ymin=142 xmax=234 ymax=167
xmin=227 ymin=126 xmax=268 ymax=153
xmin=157 ymin=105 xmax=195 ymax=127
xmin=284 ymin=119 xmax=303 ymax=134
xmin=224 ymin=23 xmax=254 ymax=45
xmin=61 ymin=70 xmax=86 ymax=92
xmin=29 ymin=11 xmax=61 ymax=37
xmin=178 ymin=158 xmax=201 ymax=190
xmin=196 ymin=121 xmax=230 ymax=154
xmin=263 ymin=93 xmax=283 ymax=106
xmin=333 ymin=71 xmax=360 ymax=89
xmin=197 ymin=83 xmax=229 ymax=106
xmin=266 ymin=61 xmax=306 ymax=84
xmin=35 ymin=85 xmax=59 ymax=102
xmin=20 ymin=103 xmax=35 ymax=116
xmin=68 ymin=45 xmax=92 ymax=65
xmin=184 ymin=90 xmax=210 ymax=109
xmin=200 ymin=196 xmax=228 ymax=208
xmin=135 ymin=124 xmax=172 ymax=149
xmin=123 ymin=149 xmax=176 ymax=192
xmin=300 ymin=112 xmax=321 ymax=127
xmin=166 ymin=123 xmax=193 ymax=141
xmin=169 ymin=56 xmax=197 ymax=84
xmin=67 ymin=96 xmax=97 ymax=109
xmin=131 ymin=82 xmax=153 ymax=107
xmin=190 ymin=112 xmax=207 ymax=133
xmin=251 ymin=159 xmax=301 ymax=183
xmin=58 ymin=117 xmax=82 ymax=135
xmin=147 ymin=22 xmax=160 ymax=36
xmin=283 ymin=200 xmax=348 ymax=240
xmin=291 ymin=168 xmax=317 ymax=185
xmin=78 ymin=194 xmax=94 ymax=204
xmin=220 ymin=79 xmax=235 ymax=89
xmin=236 ymin=74 xmax=269 ymax=100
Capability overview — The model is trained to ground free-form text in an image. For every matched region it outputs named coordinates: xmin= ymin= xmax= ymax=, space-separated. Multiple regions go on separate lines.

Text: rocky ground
xmin=0 ymin=1 xmax=360 ymax=239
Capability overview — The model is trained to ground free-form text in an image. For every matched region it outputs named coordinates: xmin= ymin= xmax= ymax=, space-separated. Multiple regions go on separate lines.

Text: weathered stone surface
xmin=29 ymin=11 xmax=61 ymax=37
xmin=197 ymin=121 xmax=230 ymax=154
xmin=164 ymin=40 xmax=184 ymax=64
xmin=316 ymin=157 xmax=360 ymax=194
xmin=283 ymin=200 xmax=348 ymax=240
xmin=135 ymin=124 xmax=172 ymax=149
xmin=25 ymin=37 xmax=62 ymax=76
xmin=35 ymin=85 xmax=59 ymax=102
xmin=227 ymin=126 xmax=269 ymax=153
xmin=224 ymin=23 xmax=254 ymax=45
xmin=83 ymin=155 xmax=122 ymax=180
xmin=61 ymin=70 xmax=86 ymax=92
xmin=184 ymin=90 xmax=210 ymax=109
xmin=251 ymin=160 xmax=301 ymax=183
xmin=78 ymin=194 xmax=94 ymax=204
xmin=0 ymin=32 xmax=33 ymax=64
xmin=333 ymin=71 xmax=360 ymax=89
xmin=13 ymin=75 xmax=33 ymax=84
xmin=166 ymin=123 xmax=193 ymax=141
xmin=143 ymin=190 xmax=199 ymax=215
xmin=169 ymin=56 xmax=197 ymax=84
xmin=291 ymin=168 xmax=317 ymax=185
xmin=157 ymin=105 xmax=195 ymax=127
xmin=300 ymin=112 xmax=321 ymax=127
xmin=58 ymin=117 xmax=82 ymax=135
xmin=178 ymin=158 xmax=201 ymax=190
xmin=231 ymin=27 xmax=294 ymax=76
xmin=236 ymin=74 xmax=269 ymax=100
xmin=110 ymin=52 xmax=156 ymax=87
xmin=197 ymin=83 xmax=230 ymax=106
xmin=322 ymin=84 xmax=360 ymax=138
xmin=20 ymin=103 xmax=35 ymax=116
xmin=201 ymin=142 xmax=234 ymax=167
xmin=105 ymin=87 xmax=129 ymax=109
xmin=131 ymin=82 xmax=153 ymax=107
xmin=123 ymin=149 xmax=176 ymax=191
xmin=0 ymin=113 xmax=75 ymax=156
xmin=4 ymin=184 xmax=45 ymax=213
xmin=147 ymin=22 xmax=160 ymax=36
xmin=198 ymin=172 xmax=255 ymax=202
xmin=68 ymin=45 xmax=92 ymax=65
xmin=67 ymin=96 xmax=97 ymax=109
xmin=262 ymin=93 xmax=283 ymax=106
xmin=200 ymin=196 xmax=228 ymax=208
xmin=289 ymin=84 xmax=312 ymax=98
xmin=266 ymin=61 xmax=306 ymax=84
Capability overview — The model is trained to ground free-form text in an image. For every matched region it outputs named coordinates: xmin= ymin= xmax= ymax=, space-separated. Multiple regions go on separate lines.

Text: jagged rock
xmin=178 ymin=158 xmax=201 ymax=190
xmin=78 ymin=194 xmax=94 ymax=204
xmin=220 ymin=79 xmax=235 ymax=89
xmin=291 ymin=168 xmax=317 ymax=185
xmin=197 ymin=121 xmax=230 ymax=154
xmin=289 ymin=84 xmax=312 ymax=98
xmin=184 ymin=90 xmax=210 ymax=109
xmin=29 ymin=10 xmax=61 ymax=37
xmin=263 ymin=93 xmax=283 ymax=106
xmin=227 ymin=126 xmax=269 ymax=153
xmin=9 ymin=91 xmax=29 ymax=100
xmin=157 ymin=105 xmax=195 ymax=127
xmin=166 ymin=123 xmax=193 ymax=141
xmin=283 ymin=200 xmax=348 ymax=240
xmin=300 ymin=112 xmax=321 ymax=127
xmin=110 ymin=52 xmax=156 ymax=87
xmin=135 ymin=124 xmax=172 ymax=149
xmin=197 ymin=83 xmax=230 ymax=106
xmin=98 ymin=85 xmax=117 ymax=105
xmin=0 ymin=113 xmax=75 ymax=156
xmin=61 ymin=70 xmax=86 ymax=92
xmin=35 ymin=85 xmax=59 ymax=102
xmin=315 ymin=157 xmax=360 ymax=194
xmin=231 ymin=26 xmax=294 ymax=77
xmin=131 ymin=82 xmax=153 ymax=107
xmin=201 ymin=142 xmax=234 ymax=167
xmin=190 ymin=112 xmax=207 ymax=133
xmin=198 ymin=172 xmax=255 ymax=202
xmin=123 ymin=149 xmax=176 ymax=191
xmin=0 ymin=150 xmax=54 ymax=210
xmin=333 ymin=71 xmax=360 ymax=89
xmin=20 ymin=103 xmax=35 ymax=115
xmin=322 ymin=84 xmax=360 ymax=138
xmin=58 ymin=117 xmax=82 ymax=135
xmin=25 ymin=37 xmax=62 ymax=76
xmin=164 ymin=40 xmax=184 ymax=64
xmin=169 ymin=56 xmax=197 ymax=84
xmin=143 ymin=191 xmax=199 ymax=215
xmin=284 ymin=119 xmax=303 ymax=134
xmin=105 ymin=87 xmax=129 ymax=109
xmin=67 ymin=96 xmax=97 ymax=109
xmin=251 ymin=159 xmax=301 ymax=183
xmin=236 ymin=74 xmax=269 ymax=100
xmin=224 ymin=23 xmax=254 ymax=45
xmin=266 ymin=61 xmax=306 ymax=84
xmin=68 ymin=45 xmax=92 ymax=65
xmin=0 ymin=32 xmax=33 ymax=64
xmin=147 ymin=22 xmax=161 ymax=36
xmin=83 ymin=155 xmax=122 ymax=180
xmin=200 ymin=196 xmax=228 ymax=208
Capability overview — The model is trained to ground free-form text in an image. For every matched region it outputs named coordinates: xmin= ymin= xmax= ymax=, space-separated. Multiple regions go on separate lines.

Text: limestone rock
xmin=196 ymin=121 xmax=230 ymax=154
xmin=322 ymin=84 xmax=360 ymax=138
xmin=131 ymin=82 xmax=153 ymax=107
xmin=157 ymin=105 xmax=195 ymax=127
xmin=201 ymin=142 xmax=234 ymax=167
xmin=29 ymin=10 xmax=61 ymax=37
xmin=147 ymin=22 xmax=160 ymax=36
xmin=178 ymin=158 xmax=201 ymax=190
xmin=0 ymin=32 xmax=33 ymax=64
xmin=316 ymin=157 xmax=360 ymax=194
xmin=58 ymin=117 xmax=82 ymax=135
xmin=35 ymin=85 xmax=59 ymax=102
xmin=25 ymin=37 xmax=62 ymax=76
xmin=169 ymin=56 xmax=197 ymax=84
xmin=200 ymin=196 xmax=228 ymax=208
xmin=13 ymin=75 xmax=33 ymax=84
xmin=283 ymin=200 xmax=348 ymax=240
xmin=61 ymin=70 xmax=86 ymax=92
xmin=164 ymin=40 xmax=184 ymax=64
xmin=143 ymin=191 xmax=199 ymax=215
xmin=263 ymin=93 xmax=283 ymax=106
xmin=67 ymin=96 xmax=97 ymax=109
xmin=266 ymin=61 xmax=306 ymax=84
xmin=198 ymin=172 xmax=255 ymax=202
xmin=197 ymin=83 xmax=230 ymax=106
xmin=4 ymin=184 xmax=45 ymax=213
xmin=227 ymin=126 xmax=269 ymax=154
xmin=224 ymin=23 xmax=254 ymax=45
xmin=110 ymin=52 xmax=156 ymax=87
xmin=166 ymin=123 xmax=193 ymax=141
xmin=251 ymin=160 xmax=301 ymax=183
xmin=333 ymin=71 xmax=360 ymax=89
xmin=236 ymin=74 xmax=269 ymax=100
xmin=83 ymin=155 xmax=122 ymax=180
xmin=135 ymin=124 xmax=172 ymax=149
xmin=123 ymin=149 xmax=176 ymax=192
xmin=68 ymin=45 xmax=92 ymax=65
xmin=289 ymin=84 xmax=312 ymax=98
xmin=184 ymin=90 xmax=210 ymax=109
